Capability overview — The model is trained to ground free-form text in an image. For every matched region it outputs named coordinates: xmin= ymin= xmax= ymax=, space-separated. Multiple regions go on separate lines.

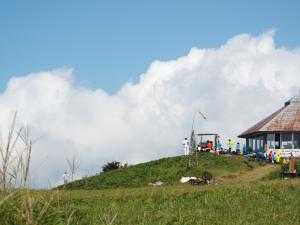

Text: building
xmin=238 ymin=93 xmax=300 ymax=157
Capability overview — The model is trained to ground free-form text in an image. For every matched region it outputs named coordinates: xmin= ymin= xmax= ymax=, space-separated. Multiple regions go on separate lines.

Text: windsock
xmin=198 ymin=111 xmax=207 ymax=120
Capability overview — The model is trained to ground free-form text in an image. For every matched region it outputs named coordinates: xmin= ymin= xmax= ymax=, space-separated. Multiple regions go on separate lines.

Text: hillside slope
xmin=2 ymin=154 xmax=293 ymax=225
xmin=63 ymin=153 xmax=265 ymax=190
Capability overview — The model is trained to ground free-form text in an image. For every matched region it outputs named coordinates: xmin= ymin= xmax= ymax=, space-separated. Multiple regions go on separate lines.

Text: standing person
xmin=227 ymin=139 xmax=233 ymax=153
xmin=276 ymin=153 xmax=281 ymax=163
xmin=263 ymin=151 xmax=268 ymax=161
xmin=236 ymin=142 xmax=241 ymax=155
xmin=62 ymin=171 xmax=68 ymax=185
xmin=217 ymin=140 xmax=222 ymax=151
xmin=182 ymin=138 xmax=189 ymax=156
xmin=272 ymin=152 xmax=276 ymax=164
xmin=268 ymin=151 xmax=273 ymax=163
xmin=242 ymin=144 xmax=247 ymax=155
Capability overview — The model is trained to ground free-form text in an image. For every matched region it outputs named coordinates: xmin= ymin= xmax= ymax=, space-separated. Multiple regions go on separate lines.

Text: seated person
xmin=206 ymin=141 xmax=212 ymax=152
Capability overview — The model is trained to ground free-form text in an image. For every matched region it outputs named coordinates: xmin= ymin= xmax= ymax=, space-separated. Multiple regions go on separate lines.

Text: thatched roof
xmin=238 ymin=94 xmax=300 ymax=138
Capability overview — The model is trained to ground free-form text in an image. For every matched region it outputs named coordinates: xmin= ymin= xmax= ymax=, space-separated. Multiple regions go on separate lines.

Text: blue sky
xmin=1 ymin=0 xmax=299 ymax=94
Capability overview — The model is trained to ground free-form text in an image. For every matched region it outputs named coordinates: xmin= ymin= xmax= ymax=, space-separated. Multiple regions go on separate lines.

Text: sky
xmin=1 ymin=0 xmax=300 ymax=94
xmin=0 ymin=1 xmax=300 ymax=188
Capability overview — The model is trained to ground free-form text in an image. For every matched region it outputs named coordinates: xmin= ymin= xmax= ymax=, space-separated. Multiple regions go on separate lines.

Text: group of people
xmin=196 ymin=140 xmax=214 ymax=152
xmin=182 ymin=137 xmax=247 ymax=155
xmin=215 ymin=140 xmax=249 ymax=155
xmin=257 ymin=151 xmax=282 ymax=164
xmin=182 ymin=137 xmax=287 ymax=165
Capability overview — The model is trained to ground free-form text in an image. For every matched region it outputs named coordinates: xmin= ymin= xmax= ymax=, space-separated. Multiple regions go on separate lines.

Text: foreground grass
xmin=1 ymin=180 xmax=300 ymax=225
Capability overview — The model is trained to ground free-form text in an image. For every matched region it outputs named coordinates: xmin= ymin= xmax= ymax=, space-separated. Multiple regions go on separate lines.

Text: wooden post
xmin=289 ymin=158 xmax=295 ymax=173
xmin=187 ymin=153 xmax=192 ymax=168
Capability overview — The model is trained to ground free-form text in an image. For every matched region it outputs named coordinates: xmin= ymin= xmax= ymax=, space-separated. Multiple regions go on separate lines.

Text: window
xmin=275 ymin=133 xmax=281 ymax=149
xmin=252 ymin=138 xmax=256 ymax=151
xmin=267 ymin=134 xmax=275 ymax=149
xmin=259 ymin=136 xmax=264 ymax=151
xmin=256 ymin=138 xmax=260 ymax=151
xmin=248 ymin=138 xmax=253 ymax=151
xmin=251 ymin=136 xmax=264 ymax=151
xmin=253 ymin=138 xmax=257 ymax=151
xmin=294 ymin=133 xmax=300 ymax=149
xmin=282 ymin=133 xmax=292 ymax=149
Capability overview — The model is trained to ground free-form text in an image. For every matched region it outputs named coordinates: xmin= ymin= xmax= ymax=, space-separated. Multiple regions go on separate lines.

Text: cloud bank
xmin=1 ymin=31 xmax=300 ymax=187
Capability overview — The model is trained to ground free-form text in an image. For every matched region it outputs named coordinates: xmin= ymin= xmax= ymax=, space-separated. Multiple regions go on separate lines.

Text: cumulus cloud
xmin=1 ymin=31 xmax=300 ymax=187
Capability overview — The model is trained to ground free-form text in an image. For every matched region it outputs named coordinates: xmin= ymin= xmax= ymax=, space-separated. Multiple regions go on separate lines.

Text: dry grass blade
xmin=0 ymin=191 xmax=16 ymax=206
xmin=66 ymin=155 xmax=80 ymax=182
xmin=66 ymin=209 xmax=76 ymax=225
xmin=108 ymin=213 xmax=117 ymax=225
xmin=0 ymin=111 xmax=37 ymax=192
xmin=32 ymin=193 xmax=55 ymax=225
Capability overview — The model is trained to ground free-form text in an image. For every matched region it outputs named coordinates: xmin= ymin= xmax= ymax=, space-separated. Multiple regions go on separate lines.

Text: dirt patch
xmin=221 ymin=164 xmax=280 ymax=186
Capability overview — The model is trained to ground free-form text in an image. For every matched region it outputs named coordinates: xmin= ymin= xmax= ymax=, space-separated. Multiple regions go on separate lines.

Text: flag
xmin=198 ymin=111 xmax=207 ymax=120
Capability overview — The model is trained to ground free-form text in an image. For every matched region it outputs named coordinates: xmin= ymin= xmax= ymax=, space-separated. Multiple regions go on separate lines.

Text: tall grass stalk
xmin=0 ymin=112 xmax=78 ymax=225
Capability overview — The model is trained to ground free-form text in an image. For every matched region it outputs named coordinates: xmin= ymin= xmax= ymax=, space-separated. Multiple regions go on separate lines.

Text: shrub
xmin=281 ymin=158 xmax=300 ymax=173
xmin=281 ymin=163 xmax=289 ymax=172
xmin=102 ymin=161 xmax=122 ymax=172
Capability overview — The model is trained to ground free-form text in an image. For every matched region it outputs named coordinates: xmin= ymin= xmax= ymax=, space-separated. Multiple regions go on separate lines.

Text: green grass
xmin=2 ymin=180 xmax=300 ymax=225
xmin=1 ymin=154 xmax=299 ymax=225
xmin=62 ymin=181 xmax=300 ymax=225
xmin=63 ymin=154 xmax=260 ymax=190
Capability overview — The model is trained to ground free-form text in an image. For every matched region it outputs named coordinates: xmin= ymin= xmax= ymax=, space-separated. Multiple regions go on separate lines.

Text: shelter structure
xmin=195 ymin=133 xmax=219 ymax=150
xmin=189 ymin=130 xmax=219 ymax=150
xmin=238 ymin=93 xmax=300 ymax=157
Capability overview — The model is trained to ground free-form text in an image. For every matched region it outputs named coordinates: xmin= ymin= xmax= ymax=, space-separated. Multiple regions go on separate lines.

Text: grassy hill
xmin=63 ymin=153 xmax=261 ymax=190
xmin=2 ymin=153 xmax=300 ymax=225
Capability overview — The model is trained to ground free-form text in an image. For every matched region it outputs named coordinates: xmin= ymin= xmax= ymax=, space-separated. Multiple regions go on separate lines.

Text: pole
xmin=187 ymin=111 xmax=207 ymax=168
xmin=187 ymin=113 xmax=196 ymax=169
xmin=196 ymin=146 xmax=198 ymax=166
xmin=191 ymin=113 xmax=196 ymax=132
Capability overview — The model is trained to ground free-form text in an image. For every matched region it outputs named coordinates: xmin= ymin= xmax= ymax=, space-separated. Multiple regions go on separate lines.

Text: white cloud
xmin=1 ymin=31 xmax=300 ymax=187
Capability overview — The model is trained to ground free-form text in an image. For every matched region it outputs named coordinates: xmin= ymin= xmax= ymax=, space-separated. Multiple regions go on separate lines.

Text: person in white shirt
xmin=182 ymin=138 xmax=189 ymax=155
xmin=62 ymin=171 xmax=68 ymax=185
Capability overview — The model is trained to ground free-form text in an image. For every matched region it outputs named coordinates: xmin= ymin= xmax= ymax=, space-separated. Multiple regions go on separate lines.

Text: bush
xmin=102 ymin=161 xmax=122 ymax=172
xmin=281 ymin=163 xmax=289 ymax=172
xmin=295 ymin=158 xmax=300 ymax=172
xmin=281 ymin=158 xmax=300 ymax=173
